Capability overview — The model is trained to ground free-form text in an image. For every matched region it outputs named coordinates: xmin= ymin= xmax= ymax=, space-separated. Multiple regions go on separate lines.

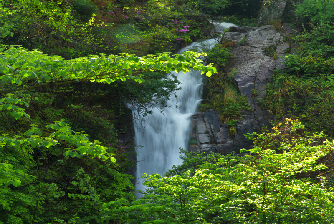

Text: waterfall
xmin=133 ymin=22 xmax=237 ymax=197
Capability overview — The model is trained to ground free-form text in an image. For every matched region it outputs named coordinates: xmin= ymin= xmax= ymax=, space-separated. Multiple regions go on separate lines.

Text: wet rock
xmin=198 ymin=134 xmax=211 ymax=144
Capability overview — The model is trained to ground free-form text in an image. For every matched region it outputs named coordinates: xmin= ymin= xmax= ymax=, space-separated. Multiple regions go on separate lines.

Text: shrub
xmin=102 ymin=119 xmax=334 ymax=223
xmin=296 ymin=0 xmax=334 ymax=25
xmin=72 ymin=0 xmax=97 ymax=22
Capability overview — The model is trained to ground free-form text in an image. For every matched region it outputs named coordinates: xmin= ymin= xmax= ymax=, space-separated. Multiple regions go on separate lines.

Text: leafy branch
xmin=0 ymin=45 xmax=216 ymax=94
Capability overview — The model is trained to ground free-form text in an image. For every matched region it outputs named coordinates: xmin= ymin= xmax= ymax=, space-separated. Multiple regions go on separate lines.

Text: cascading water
xmin=134 ymin=70 xmax=202 ymax=196
xmin=133 ymin=22 xmax=236 ymax=196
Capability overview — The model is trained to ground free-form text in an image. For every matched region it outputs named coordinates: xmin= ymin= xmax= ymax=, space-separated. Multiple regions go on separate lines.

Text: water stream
xmin=133 ymin=22 xmax=236 ymax=196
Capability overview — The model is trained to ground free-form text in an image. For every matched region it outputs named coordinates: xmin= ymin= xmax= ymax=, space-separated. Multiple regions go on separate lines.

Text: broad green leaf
xmin=30 ymin=140 xmax=38 ymax=148
xmin=43 ymin=140 xmax=54 ymax=148
xmin=206 ymin=70 xmax=212 ymax=77
xmin=78 ymin=146 xmax=87 ymax=154
xmin=44 ymin=75 xmax=51 ymax=82
xmin=14 ymin=78 xmax=22 ymax=85
xmin=13 ymin=179 xmax=21 ymax=187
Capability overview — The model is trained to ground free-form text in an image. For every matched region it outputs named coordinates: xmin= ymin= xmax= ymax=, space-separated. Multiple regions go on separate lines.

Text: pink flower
xmin=179 ymin=29 xmax=189 ymax=33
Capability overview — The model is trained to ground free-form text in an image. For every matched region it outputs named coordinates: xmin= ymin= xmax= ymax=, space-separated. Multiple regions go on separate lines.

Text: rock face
xmin=189 ymin=25 xmax=294 ymax=154
xmin=257 ymin=0 xmax=299 ymax=25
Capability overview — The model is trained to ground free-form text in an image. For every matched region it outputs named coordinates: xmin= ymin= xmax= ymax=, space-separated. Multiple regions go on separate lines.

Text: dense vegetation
xmin=1 ymin=0 xmax=334 ymax=223
xmin=264 ymin=0 xmax=334 ymax=136
xmin=106 ymin=119 xmax=334 ymax=223
xmin=0 ymin=0 xmax=217 ymax=223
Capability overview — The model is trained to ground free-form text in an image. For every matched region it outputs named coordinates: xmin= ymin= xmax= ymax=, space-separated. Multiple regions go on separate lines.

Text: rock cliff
xmin=189 ymin=24 xmax=296 ymax=154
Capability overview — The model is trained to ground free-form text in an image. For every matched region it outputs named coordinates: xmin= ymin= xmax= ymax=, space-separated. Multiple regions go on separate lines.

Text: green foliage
xmin=102 ymin=119 xmax=334 ymax=223
xmin=0 ymin=0 xmax=214 ymax=57
xmin=192 ymin=0 xmax=231 ymax=18
xmin=263 ymin=71 xmax=334 ymax=136
xmin=186 ymin=0 xmax=262 ymax=19
xmin=0 ymin=2 xmax=14 ymax=41
xmin=264 ymin=4 xmax=334 ymax=136
xmin=0 ymin=0 xmax=265 ymax=223
xmin=223 ymin=0 xmax=263 ymax=18
xmin=0 ymin=86 xmax=136 ymax=223
xmin=0 ymin=119 xmax=115 ymax=161
xmin=0 ymin=34 xmax=216 ymax=222
xmin=1 ymin=0 xmax=97 ymax=58
xmin=205 ymin=44 xmax=231 ymax=68
xmin=104 ymin=0 xmax=210 ymax=55
xmin=114 ymin=24 xmax=142 ymax=44
xmin=115 ymin=0 xmax=135 ymax=7
xmin=0 ymin=45 xmax=216 ymax=95
xmin=0 ymin=142 xmax=134 ymax=223
xmin=294 ymin=23 xmax=334 ymax=60
xmin=296 ymin=0 xmax=334 ymax=25
xmin=126 ymin=10 xmax=209 ymax=54
xmin=0 ymin=113 xmax=135 ymax=223
xmin=72 ymin=0 xmax=97 ymax=22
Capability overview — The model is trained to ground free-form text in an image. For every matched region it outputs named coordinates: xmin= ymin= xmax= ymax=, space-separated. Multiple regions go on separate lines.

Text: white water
xmin=133 ymin=22 xmax=236 ymax=197
xmin=133 ymin=70 xmax=202 ymax=196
